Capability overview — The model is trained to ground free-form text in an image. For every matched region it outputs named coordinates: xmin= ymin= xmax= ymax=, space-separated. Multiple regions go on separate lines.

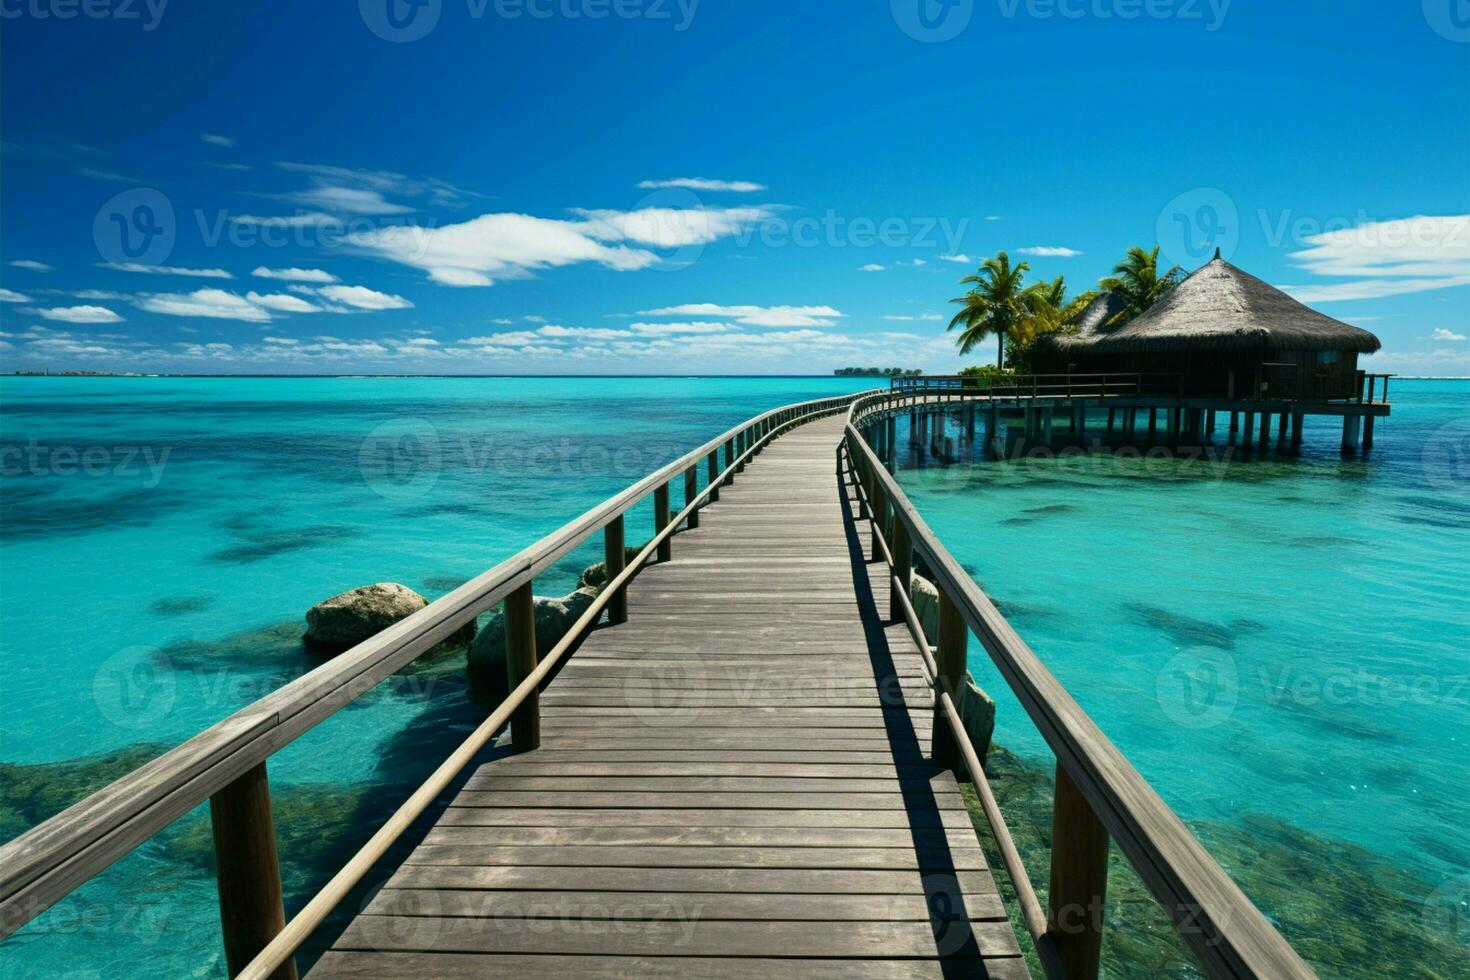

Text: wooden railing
xmin=0 ymin=392 xmax=866 ymax=978
xmin=891 ymin=373 xmax=1188 ymax=399
xmin=842 ymin=389 xmax=1317 ymax=980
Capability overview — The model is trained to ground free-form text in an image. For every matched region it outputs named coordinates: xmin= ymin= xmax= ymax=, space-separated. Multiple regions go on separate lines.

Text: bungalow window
xmin=1317 ymin=351 xmax=1340 ymax=366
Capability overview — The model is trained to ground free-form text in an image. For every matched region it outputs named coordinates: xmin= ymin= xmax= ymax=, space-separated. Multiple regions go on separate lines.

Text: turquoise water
xmin=1 ymin=377 xmax=1466 ymax=977
xmin=0 ymin=376 xmax=872 ymax=978
xmin=894 ymin=380 xmax=1470 ymax=974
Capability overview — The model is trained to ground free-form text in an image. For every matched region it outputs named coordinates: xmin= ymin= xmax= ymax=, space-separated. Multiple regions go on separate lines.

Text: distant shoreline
xmin=5 ymin=373 xmax=1468 ymax=381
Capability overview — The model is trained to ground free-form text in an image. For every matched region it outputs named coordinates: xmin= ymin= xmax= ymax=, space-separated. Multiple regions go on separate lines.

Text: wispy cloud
xmin=860 ymin=264 xmax=886 ymax=272
xmin=316 ymin=285 xmax=413 ymax=310
xmin=638 ymin=303 xmax=844 ymax=328
xmin=1282 ymin=214 xmax=1470 ymax=302
xmin=0 ymin=288 xmax=34 ymax=303
xmin=252 ymin=266 xmax=339 ymax=283
xmin=35 ymin=305 xmax=124 ymax=324
xmin=9 ymin=259 xmax=55 ymax=272
xmin=201 ymin=133 xmax=236 ymax=148
xmin=101 ymin=262 xmax=234 ymax=279
xmin=636 ymin=177 xmax=766 ymax=193
xmin=245 ymin=291 xmax=321 ymax=313
xmin=137 ymin=289 xmax=274 ymax=322
xmin=1016 ymin=246 xmax=1082 ymax=257
xmin=938 ymin=254 xmax=972 ymax=264
xmin=271 ymin=185 xmax=414 ymax=216
xmin=1431 ymin=327 xmax=1467 ymax=342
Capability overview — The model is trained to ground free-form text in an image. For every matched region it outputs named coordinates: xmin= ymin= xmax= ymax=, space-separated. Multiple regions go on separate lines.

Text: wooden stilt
xmin=1341 ymin=414 xmax=1362 ymax=454
xmin=1363 ymin=415 xmax=1375 ymax=450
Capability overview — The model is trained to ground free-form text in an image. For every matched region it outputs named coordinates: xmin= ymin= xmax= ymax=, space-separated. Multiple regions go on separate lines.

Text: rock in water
xmin=467 ymin=587 xmax=599 ymax=705
xmin=305 ymin=582 xmax=472 ymax=655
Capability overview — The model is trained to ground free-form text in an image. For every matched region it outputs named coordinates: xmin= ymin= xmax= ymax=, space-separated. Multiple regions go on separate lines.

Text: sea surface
xmin=0 ymin=376 xmax=1466 ymax=977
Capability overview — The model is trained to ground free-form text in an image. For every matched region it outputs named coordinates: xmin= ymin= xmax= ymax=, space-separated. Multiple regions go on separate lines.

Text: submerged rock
xmin=466 ymin=587 xmax=599 ymax=705
xmin=578 ymin=546 xmax=647 ymax=591
xmin=304 ymin=582 xmax=473 ymax=656
xmin=0 ymin=743 xmax=170 ymax=840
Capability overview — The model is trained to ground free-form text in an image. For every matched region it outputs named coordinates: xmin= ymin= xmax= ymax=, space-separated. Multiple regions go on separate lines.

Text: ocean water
xmin=0 ymin=377 xmax=1466 ymax=978
xmin=0 ymin=375 xmax=872 ymax=978
xmin=892 ymin=380 xmax=1470 ymax=976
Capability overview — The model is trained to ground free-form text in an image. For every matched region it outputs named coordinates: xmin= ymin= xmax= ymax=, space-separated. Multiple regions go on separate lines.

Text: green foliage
xmin=833 ymin=367 xmax=923 ymax=377
xmin=957 ymin=365 xmax=1017 ymax=386
xmin=949 ymin=251 xmax=1031 ymax=368
xmin=1099 ymin=245 xmax=1184 ymax=325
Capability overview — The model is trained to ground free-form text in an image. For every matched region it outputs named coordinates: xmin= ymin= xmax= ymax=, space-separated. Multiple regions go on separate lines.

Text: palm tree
xmin=1016 ymin=275 xmax=1097 ymax=344
xmin=1099 ymin=245 xmax=1183 ymax=325
xmin=948 ymin=251 xmax=1030 ymax=368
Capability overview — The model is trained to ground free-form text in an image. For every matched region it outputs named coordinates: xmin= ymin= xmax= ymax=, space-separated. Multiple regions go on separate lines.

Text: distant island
xmin=833 ymin=367 xmax=924 ymax=377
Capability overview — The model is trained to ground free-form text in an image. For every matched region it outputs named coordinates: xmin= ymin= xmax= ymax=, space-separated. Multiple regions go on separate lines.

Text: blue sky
xmin=1 ymin=0 xmax=1466 ymax=375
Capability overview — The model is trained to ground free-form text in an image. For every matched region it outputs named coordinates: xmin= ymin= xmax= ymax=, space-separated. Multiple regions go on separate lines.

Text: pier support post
xmin=886 ymin=416 xmax=897 ymax=471
xmin=870 ymin=469 xmax=888 ymax=559
xmin=944 ymin=436 xmax=955 ymax=461
xmin=1042 ymin=407 xmax=1054 ymax=443
xmin=1290 ymin=412 xmax=1304 ymax=450
xmin=1259 ymin=412 xmax=1271 ymax=447
xmin=209 ymin=764 xmax=297 ymax=980
xmin=654 ymin=483 xmax=672 ymax=562
xmin=1363 ymin=415 xmax=1375 ymax=450
xmin=986 ymin=405 xmax=1000 ymax=460
xmin=1242 ymin=412 xmax=1255 ymax=449
xmin=604 ymin=515 xmax=628 ymax=624
xmin=1147 ymin=408 xmax=1157 ymax=440
xmin=1073 ymin=404 xmax=1085 ymax=438
xmin=1229 ymin=411 xmax=1239 ymax=434
xmin=1277 ymin=412 xmax=1288 ymax=442
xmin=1207 ymin=410 xmax=1216 ymax=435
xmin=684 ymin=465 xmax=699 ymax=529
xmin=1106 ymin=408 xmax=1116 ymax=434
xmin=1048 ymin=765 xmax=1110 ymax=980
xmin=504 ymin=581 xmax=539 ymax=751
xmin=723 ymin=438 xmax=736 ymax=485
xmin=1341 ymin=415 xmax=1362 ymax=455
xmin=931 ymin=586 xmax=967 ymax=769
xmin=707 ymin=450 xmax=720 ymax=502
xmin=965 ymin=404 xmax=976 ymax=443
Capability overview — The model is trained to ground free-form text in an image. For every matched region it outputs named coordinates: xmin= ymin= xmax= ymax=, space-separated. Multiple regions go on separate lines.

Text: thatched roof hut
xmin=1049 ymin=291 xmax=1129 ymax=349
xmin=1077 ymin=253 xmax=1381 ymax=354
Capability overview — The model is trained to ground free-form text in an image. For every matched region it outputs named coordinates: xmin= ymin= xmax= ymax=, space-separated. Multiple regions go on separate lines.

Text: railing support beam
xmin=931 ymin=587 xmax=967 ymax=768
xmin=684 ymin=465 xmax=699 ymax=529
xmin=654 ymin=483 xmax=672 ymax=562
xmin=604 ymin=515 xmax=628 ymax=624
xmin=1048 ymin=764 xmax=1110 ymax=980
xmin=209 ymin=763 xmax=297 ymax=980
xmin=504 ymin=581 xmax=539 ymax=751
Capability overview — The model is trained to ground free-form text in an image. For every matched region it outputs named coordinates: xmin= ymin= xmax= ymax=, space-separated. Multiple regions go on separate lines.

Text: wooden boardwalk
xmin=312 ymin=415 xmax=1026 ymax=978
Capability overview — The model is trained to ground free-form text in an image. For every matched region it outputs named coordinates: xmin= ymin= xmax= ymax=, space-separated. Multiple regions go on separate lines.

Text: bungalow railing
xmin=842 ymin=388 xmax=1317 ymax=979
xmin=890 ymin=373 xmax=1188 ymax=399
xmin=0 ymin=391 xmax=868 ymax=979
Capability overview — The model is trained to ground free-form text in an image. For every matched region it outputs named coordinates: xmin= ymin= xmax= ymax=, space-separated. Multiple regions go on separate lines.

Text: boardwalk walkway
xmin=312 ymin=415 xmax=1026 ymax=978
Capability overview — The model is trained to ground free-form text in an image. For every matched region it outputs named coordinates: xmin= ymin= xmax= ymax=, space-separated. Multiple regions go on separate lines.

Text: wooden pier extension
xmin=314 ymin=414 xmax=1025 ymax=978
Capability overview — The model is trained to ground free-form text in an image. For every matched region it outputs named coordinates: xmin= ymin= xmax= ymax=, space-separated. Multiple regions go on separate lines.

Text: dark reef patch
xmin=0 ymin=486 xmax=185 ymax=541
xmin=205 ymin=525 xmax=358 ymax=564
xmin=1124 ymin=603 xmax=1260 ymax=650
xmin=1 ymin=743 xmax=171 ymax=840
xmin=149 ymin=595 xmax=214 ymax=616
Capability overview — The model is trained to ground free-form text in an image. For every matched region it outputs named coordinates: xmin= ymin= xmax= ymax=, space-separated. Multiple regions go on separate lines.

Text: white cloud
xmin=464 ymin=331 xmax=541 ymax=345
xmin=1283 ymin=214 xmax=1470 ymax=302
xmin=201 ymin=133 xmax=236 ymax=148
xmin=538 ymin=325 xmax=632 ymax=339
xmin=985 ymin=215 xmax=1004 ymax=221
xmin=491 ymin=317 xmax=514 ymax=325
xmin=9 ymin=259 xmax=54 ymax=272
xmin=860 ymin=264 xmax=886 ymax=272
xmin=1431 ymin=328 xmax=1467 ymax=342
xmin=1016 ymin=246 xmax=1083 ymax=257
xmin=524 ymin=315 xmax=547 ymax=323
xmin=628 ymin=321 xmax=732 ymax=335
xmin=252 ymin=266 xmax=339 ymax=283
xmin=274 ymin=185 xmax=414 ymax=216
xmin=636 ymin=177 xmax=766 ymax=193
xmin=399 ymin=337 xmax=439 ymax=347
xmin=0 ymin=288 xmax=31 ymax=303
xmin=137 ymin=289 xmax=273 ymax=322
xmin=882 ymin=315 xmax=915 ymax=321
xmin=938 ymin=254 xmax=972 ymax=264
xmin=638 ymin=303 xmax=844 ymax=328
xmin=101 ymin=262 xmax=234 ymax=279
xmin=350 ymin=206 xmax=766 ymax=287
xmin=245 ymin=291 xmax=321 ymax=313
xmin=317 ymin=285 xmax=413 ymax=310
xmin=35 ymin=305 xmax=123 ymax=324
xmin=230 ymin=212 xmax=340 ymax=228
xmin=71 ymin=289 xmax=128 ymax=300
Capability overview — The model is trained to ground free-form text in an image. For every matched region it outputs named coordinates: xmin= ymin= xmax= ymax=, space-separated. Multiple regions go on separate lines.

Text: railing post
xmin=684 ymin=464 xmax=699 ymax=529
xmin=504 ymin=580 xmax=539 ymax=751
xmin=707 ymin=450 xmax=720 ymax=502
xmin=654 ymin=482 xmax=672 ymax=562
xmin=870 ymin=466 xmax=887 ymax=559
xmin=723 ymin=438 xmax=735 ymax=485
xmin=931 ymin=586 xmax=967 ymax=768
xmin=209 ymin=763 xmax=297 ymax=980
xmin=890 ymin=516 xmax=911 ymax=625
xmin=604 ymin=515 xmax=627 ymax=624
xmin=1048 ymin=764 xmax=1110 ymax=979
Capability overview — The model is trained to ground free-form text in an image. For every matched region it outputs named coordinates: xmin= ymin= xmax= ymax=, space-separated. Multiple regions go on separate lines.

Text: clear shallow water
xmin=0 ymin=375 xmax=871 ymax=978
xmin=895 ymin=380 xmax=1470 ymax=975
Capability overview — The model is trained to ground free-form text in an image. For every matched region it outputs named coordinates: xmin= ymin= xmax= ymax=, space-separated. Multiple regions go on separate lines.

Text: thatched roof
xmin=1079 ymin=255 xmax=1382 ymax=354
xmin=1048 ymin=291 xmax=1129 ymax=349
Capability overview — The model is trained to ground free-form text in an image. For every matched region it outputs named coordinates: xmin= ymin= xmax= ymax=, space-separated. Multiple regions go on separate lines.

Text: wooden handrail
xmin=844 ymin=391 xmax=1317 ymax=980
xmin=0 ymin=391 xmax=869 ymax=944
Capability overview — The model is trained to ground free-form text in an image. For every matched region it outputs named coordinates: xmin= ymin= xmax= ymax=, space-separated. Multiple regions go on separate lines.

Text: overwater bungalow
xmin=1039 ymin=251 xmax=1385 ymax=403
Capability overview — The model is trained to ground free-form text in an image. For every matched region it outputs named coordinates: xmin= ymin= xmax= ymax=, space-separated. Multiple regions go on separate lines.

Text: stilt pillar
xmin=1341 ymin=414 xmax=1362 ymax=454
